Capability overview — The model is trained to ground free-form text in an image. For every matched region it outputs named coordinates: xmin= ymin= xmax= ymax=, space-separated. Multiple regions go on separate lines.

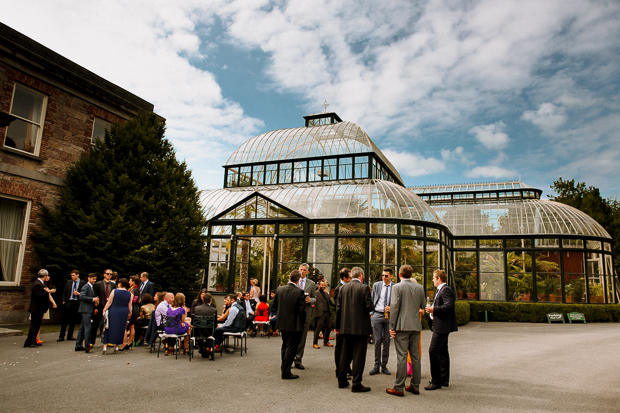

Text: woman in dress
xmin=101 ymin=278 xmax=131 ymax=354
xmin=125 ymin=275 xmax=141 ymax=348
xmin=190 ymin=288 xmax=208 ymax=318
xmin=165 ymin=293 xmax=191 ymax=355
xmin=249 ymin=279 xmax=260 ymax=304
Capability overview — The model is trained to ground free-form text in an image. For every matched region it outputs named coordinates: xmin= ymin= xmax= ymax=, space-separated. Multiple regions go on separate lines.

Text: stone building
xmin=0 ymin=23 xmax=153 ymax=323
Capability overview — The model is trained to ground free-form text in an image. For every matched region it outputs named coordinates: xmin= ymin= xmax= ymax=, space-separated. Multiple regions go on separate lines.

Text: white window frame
xmin=91 ymin=117 xmax=111 ymax=144
xmin=0 ymin=194 xmax=31 ymax=286
xmin=4 ymin=83 xmax=48 ymax=156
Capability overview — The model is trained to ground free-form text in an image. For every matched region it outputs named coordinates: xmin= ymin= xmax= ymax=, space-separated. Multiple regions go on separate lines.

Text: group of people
xmin=271 ymin=264 xmax=457 ymax=397
xmin=25 ymin=263 xmax=457 ymax=396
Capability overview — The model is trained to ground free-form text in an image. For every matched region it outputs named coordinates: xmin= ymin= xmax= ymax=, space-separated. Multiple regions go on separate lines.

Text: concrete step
xmin=0 ymin=327 xmax=24 ymax=337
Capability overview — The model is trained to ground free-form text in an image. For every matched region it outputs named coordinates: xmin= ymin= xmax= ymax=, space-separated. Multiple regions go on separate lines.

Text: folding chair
xmin=190 ymin=315 xmax=216 ymax=361
xmin=221 ymin=329 xmax=247 ymax=357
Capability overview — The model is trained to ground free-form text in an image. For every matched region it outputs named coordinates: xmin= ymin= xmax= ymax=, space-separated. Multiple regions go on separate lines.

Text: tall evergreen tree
xmin=33 ymin=112 xmax=207 ymax=292
xmin=549 ymin=178 xmax=620 ymax=272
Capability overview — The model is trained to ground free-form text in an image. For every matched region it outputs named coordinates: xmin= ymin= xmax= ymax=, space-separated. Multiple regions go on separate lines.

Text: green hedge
xmin=455 ymin=301 xmax=470 ymax=326
xmin=467 ymin=301 xmax=620 ymax=323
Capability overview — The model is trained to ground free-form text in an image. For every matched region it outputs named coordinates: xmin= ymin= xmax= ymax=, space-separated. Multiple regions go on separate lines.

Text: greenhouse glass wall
xmin=200 ymin=113 xmax=452 ymax=300
xmin=411 ymin=182 xmax=618 ymax=304
xmin=201 ymin=113 xmax=618 ymax=304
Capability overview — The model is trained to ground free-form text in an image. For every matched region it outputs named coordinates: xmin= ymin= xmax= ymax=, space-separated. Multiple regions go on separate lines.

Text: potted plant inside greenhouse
xmin=212 ymin=265 xmax=229 ymax=292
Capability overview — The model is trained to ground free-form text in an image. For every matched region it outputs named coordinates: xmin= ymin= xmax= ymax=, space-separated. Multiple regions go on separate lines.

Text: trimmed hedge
xmin=467 ymin=301 xmax=620 ymax=323
xmin=455 ymin=301 xmax=470 ymax=326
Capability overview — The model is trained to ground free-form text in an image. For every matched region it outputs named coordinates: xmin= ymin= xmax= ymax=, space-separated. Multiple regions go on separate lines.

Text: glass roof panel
xmin=226 ymin=121 xmax=403 ymax=183
xmin=410 ymin=180 xmax=535 ymax=194
xmin=431 ymin=200 xmax=610 ymax=238
xmin=200 ymin=180 xmax=443 ymax=224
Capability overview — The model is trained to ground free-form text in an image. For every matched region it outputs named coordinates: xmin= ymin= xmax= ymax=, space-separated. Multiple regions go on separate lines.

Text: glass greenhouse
xmin=412 ymin=182 xmax=617 ymax=304
xmin=201 ymin=112 xmax=618 ymax=304
xmin=200 ymin=113 xmax=451 ymax=299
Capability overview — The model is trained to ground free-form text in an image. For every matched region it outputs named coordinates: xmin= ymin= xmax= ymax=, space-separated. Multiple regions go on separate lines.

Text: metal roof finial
xmin=322 ymin=99 xmax=329 ymax=113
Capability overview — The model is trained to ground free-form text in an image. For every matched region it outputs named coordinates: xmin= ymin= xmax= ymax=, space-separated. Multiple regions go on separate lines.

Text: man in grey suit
xmin=293 ymin=263 xmax=316 ymax=370
xmin=75 ymin=273 xmax=99 ymax=352
xmin=139 ymin=272 xmax=155 ymax=301
xmin=370 ymin=267 xmax=395 ymax=375
xmin=386 ymin=265 xmax=426 ymax=397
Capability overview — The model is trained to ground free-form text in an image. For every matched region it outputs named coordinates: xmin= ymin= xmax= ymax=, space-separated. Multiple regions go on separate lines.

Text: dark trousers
xmin=338 ymin=334 xmax=368 ymax=387
xmin=90 ymin=312 xmax=103 ymax=345
xmin=313 ymin=315 xmax=332 ymax=345
xmin=334 ymin=334 xmax=352 ymax=375
xmin=75 ymin=312 xmax=93 ymax=349
xmin=246 ymin=314 xmax=255 ymax=331
xmin=281 ymin=330 xmax=302 ymax=378
xmin=25 ymin=312 xmax=44 ymax=346
xmin=429 ymin=331 xmax=451 ymax=385
xmin=59 ymin=300 xmax=79 ymax=339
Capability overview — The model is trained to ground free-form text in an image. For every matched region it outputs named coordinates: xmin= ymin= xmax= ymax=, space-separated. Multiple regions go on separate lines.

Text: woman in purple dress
xmin=102 ymin=278 xmax=132 ymax=354
xmin=165 ymin=293 xmax=191 ymax=355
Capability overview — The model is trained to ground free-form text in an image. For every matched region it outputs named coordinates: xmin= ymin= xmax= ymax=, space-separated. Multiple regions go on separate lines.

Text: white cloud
xmin=465 ymin=166 xmax=517 ymax=179
xmin=382 ymin=149 xmax=444 ymax=178
xmin=522 ymin=103 xmax=567 ymax=132
xmin=468 ymin=122 xmax=510 ymax=150
xmin=1 ymin=0 xmax=263 ymax=190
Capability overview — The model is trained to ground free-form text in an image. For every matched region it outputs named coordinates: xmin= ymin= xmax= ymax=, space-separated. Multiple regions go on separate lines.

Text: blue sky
xmin=3 ymin=0 xmax=620 ymax=198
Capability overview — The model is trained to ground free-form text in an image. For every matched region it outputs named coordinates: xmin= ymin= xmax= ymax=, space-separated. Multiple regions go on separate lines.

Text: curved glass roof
xmin=432 ymin=199 xmax=611 ymax=238
xmin=200 ymin=179 xmax=444 ymax=224
xmin=225 ymin=121 xmax=403 ymax=183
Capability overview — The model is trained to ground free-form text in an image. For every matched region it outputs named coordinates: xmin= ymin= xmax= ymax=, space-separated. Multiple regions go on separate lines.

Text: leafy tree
xmin=549 ymin=178 xmax=620 ymax=272
xmin=33 ymin=112 xmax=207 ymax=292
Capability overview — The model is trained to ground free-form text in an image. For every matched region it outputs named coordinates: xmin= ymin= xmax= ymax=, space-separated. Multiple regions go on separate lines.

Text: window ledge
xmin=1 ymin=146 xmax=43 ymax=161
xmin=0 ymin=285 xmax=25 ymax=291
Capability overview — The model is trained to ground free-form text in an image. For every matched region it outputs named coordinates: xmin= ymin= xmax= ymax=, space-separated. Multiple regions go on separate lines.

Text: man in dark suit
xmin=425 ymin=269 xmax=458 ymax=390
xmin=335 ymin=266 xmax=374 ymax=392
xmin=333 ymin=268 xmax=352 ymax=377
xmin=193 ymin=293 xmax=218 ymax=358
xmin=139 ymin=272 xmax=155 ymax=301
xmin=75 ymin=273 xmax=99 ymax=352
xmin=312 ymin=279 xmax=334 ymax=348
xmin=386 ymin=265 xmax=426 ymax=397
xmin=91 ymin=269 xmax=116 ymax=345
xmin=271 ymin=270 xmax=306 ymax=380
xmin=294 ymin=263 xmax=316 ymax=370
xmin=58 ymin=269 xmax=85 ymax=342
xmin=24 ymin=269 xmax=52 ymax=348
xmin=370 ymin=267 xmax=395 ymax=375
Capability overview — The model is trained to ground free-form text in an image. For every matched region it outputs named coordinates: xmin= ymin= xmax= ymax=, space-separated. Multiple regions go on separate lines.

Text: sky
xmin=2 ymin=0 xmax=620 ymax=198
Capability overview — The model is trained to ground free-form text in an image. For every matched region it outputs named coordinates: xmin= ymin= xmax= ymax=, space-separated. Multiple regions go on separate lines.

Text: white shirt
xmin=375 ymin=282 xmax=392 ymax=313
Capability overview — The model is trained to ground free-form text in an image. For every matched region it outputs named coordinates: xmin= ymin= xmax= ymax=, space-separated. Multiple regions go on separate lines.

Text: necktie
xmin=384 ymin=285 xmax=390 ymax=307
xmin=140 ymin=282 xmax=145 ymax=293
xmin=72 ymin=281 xmax=77 ymax=300
xmin=105 ymin=282 xmax=109 ymax=298
xmin=300 ymin=279 xmax=304 ymax=290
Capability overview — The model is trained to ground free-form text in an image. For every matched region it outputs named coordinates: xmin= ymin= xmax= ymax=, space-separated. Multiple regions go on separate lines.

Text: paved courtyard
xmin=1 ymin=322 xmax=619 ymax=413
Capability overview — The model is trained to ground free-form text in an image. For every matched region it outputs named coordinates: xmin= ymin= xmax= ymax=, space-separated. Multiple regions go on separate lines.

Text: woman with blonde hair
xmin=164 ymin=293 xmax=192 ymax=355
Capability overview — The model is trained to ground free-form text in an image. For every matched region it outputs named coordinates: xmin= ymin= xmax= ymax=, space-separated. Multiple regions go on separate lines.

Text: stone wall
xmin=0 ymin=63 xmax=129 ymax=324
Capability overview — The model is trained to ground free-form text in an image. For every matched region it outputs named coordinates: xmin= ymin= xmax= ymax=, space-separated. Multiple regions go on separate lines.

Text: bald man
xmin=155 ymin=293 xmax=174 ymax=326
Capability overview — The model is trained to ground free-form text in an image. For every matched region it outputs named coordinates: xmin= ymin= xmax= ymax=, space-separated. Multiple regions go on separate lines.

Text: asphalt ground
xmin=1 ymin=322 xmax=619 ymax=413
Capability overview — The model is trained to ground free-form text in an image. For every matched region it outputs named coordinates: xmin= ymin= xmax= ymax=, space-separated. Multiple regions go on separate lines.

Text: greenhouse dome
xmin=201 ymin=113 xmax=451 ymax=296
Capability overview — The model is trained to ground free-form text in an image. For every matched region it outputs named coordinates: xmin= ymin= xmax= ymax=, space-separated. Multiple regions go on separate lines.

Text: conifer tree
xmin=34 ymin=112 xmax=207 ymax=292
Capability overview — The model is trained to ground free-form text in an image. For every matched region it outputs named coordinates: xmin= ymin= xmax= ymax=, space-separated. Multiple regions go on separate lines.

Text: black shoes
xmin=351 ymin=385 xmax=371 ymax=393
xmin=338 ymin=381 xmax=350 ymax=389
xmin=294 ymin=362 xmax=305 ymax=370
xmin=23 ymin=343 xmax=38 ymax=348
xmin=67 ymin=337 xmax=76 ymax=341
xmin=57 ymin=338 xmax=65 ymax=342
xmin=282 ymin=374 xmax=299 ymax=380
xmin=75 ymin=346 xmax=86 ymax=351
xmin=424 ymin=382 xmax=442 ymax=390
